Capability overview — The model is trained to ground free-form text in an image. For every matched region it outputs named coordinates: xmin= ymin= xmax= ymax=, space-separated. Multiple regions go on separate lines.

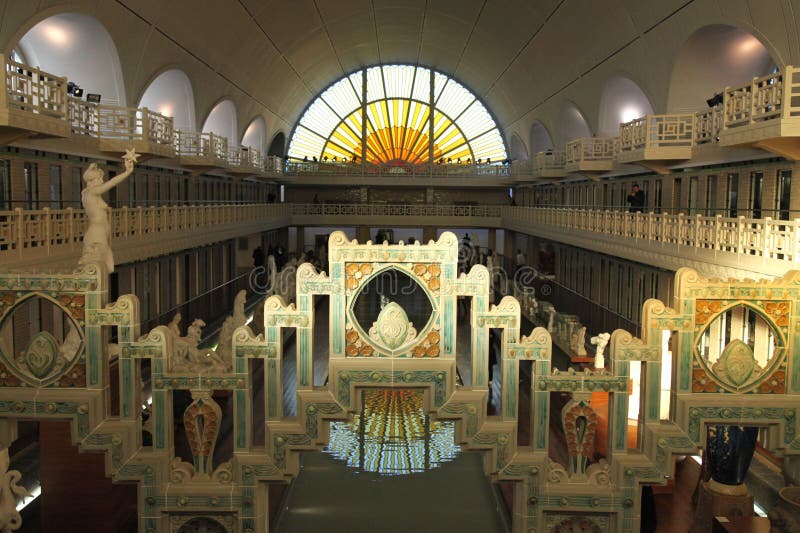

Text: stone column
xmin=296 ymin=226 xmax=305 ymax=255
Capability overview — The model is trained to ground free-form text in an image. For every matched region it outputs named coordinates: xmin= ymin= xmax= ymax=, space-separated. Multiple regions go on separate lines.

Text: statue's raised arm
xmin=78 ymin=149 xmax=140 ymax=273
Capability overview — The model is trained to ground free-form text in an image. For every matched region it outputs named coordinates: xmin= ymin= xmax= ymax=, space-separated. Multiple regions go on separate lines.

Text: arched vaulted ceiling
xmin=1 ymin=0 xmax=798 ymax=143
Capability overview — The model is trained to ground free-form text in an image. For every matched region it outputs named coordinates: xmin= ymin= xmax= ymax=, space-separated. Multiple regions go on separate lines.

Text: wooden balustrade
xmin=533 ymin=150 xmax=566 ymax=176
xmin=175 ymin=131 xmax=227 ymax=158
xmin=227 ymin=145 xmax=264 ymax=174
xmin=67 ymin=96 xmax=97 ymax=137
xmin=283 ymin=160 xmax=510 ymax=177
xmin=3 ymin=57 xmax=67 ymax=119
xmin=0 ymin=203 xmax=291 ymax=260
xmin=503 ymin=206 xmax=800 ymax=265
xmin=6 ymin=203 xmax=788 ymax=264
xmin=693 ymin=108 xmax=722 ymax=144
xmin=619 ymin=114 xmax=694 ymax=152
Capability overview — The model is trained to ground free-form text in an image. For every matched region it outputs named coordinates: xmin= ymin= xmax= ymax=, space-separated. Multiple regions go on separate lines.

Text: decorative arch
xmin=14 ymin=12 xmax=126 ymax=106
xmin=508 ymin=133 xmax=528 ymax=161
xmin=202 ymin=99 xmax=238 ymax=145
xmin=287 ymin=64 xmax=507 ymax=164
xmin=268 ymin=132 xmax=286 ymax=157
xmin=597 ymin=75 xmax=654 ymax=136
xmin=555 ymin=101 xmax=591 ymax=145
xmin=138 ymin=68 xmax=197 ymax=132
xmin=241 ymin=116 xmax=267 ymax=151
xmin=529 ymin=121 xmax=554 ymax=155
xmin=667 ymin=25 xmax=778 ymax=113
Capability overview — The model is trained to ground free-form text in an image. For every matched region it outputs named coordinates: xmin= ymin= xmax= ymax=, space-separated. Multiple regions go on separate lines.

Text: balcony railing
xmin=228 ymin=145 xmax=263 ymax=172
xmin=503 ymin=206 xmax=800 ymax=264
xmin=693 ymin=108 xmax=722 ymax=145
xmin=263 ymin=155 xmax=283 ymax=175
xmin=283 ymin=160 xmax=510 ymax=178
xmin=723 ymin=71 xmax=785 ymax=128
xmin=565 ymin=137 xmax=617 ymax=164
xmin=533 ymin=150 xmax=566 ymax=172
xmin=174 ymin=131 xmax=228 ymax=160
xmin=67 ymin=96 xmax=97 ymax=137
xmin=3 ymin=57 xmax=67 ymax=119
xmin=3 ymin=204 xmax=800 ymax=275
xmin=95 ymin=105 xmax=173 ymax=145
xmin=0 ymin=203 xmax=291 ymax=259
xmin=291 ymin=203 xmax=503 ymax=218
xmin=619 ymin=114 xmax=694 ymax=152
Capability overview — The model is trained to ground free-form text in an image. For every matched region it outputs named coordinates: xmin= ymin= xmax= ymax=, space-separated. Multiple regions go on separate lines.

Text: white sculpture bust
xmin=79 ymin=149 xmax=139 ymax=272
xmin=591 ymin=332 xmax=611 ymax=369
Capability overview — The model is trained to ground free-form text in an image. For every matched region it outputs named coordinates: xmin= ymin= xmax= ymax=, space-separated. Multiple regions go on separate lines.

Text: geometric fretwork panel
xmin=1 ymin=235 xmax=799 ymax=532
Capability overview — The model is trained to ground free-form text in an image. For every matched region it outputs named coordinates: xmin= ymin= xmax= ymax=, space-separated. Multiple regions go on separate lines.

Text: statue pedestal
xmin=692 ymin=480 xmax=753 ymax=532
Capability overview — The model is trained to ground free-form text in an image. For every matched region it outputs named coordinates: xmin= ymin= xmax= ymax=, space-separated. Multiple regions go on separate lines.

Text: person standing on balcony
xmin=79 ymin=149 xmax=137 ymax=273
xmin=627 ymin=183 xmax=645 ymax=213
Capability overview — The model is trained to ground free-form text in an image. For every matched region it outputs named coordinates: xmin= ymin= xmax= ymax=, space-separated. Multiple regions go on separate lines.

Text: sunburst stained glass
xmin=288 ymin=65 xmax=507 ymax=165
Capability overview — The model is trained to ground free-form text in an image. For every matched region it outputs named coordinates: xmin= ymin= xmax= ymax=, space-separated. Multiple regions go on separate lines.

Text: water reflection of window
xmin=326 ymin=389 xmax=460 ymax=476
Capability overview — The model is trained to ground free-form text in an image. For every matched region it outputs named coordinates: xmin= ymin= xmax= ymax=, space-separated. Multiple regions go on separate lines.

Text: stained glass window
xmin=288 ymin=65 xmax=507 ymax=165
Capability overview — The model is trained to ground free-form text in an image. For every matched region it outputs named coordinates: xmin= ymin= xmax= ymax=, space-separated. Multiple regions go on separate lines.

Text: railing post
xmin=737 ymin=216 xmax=746 ymax=254
xmin=137 ymin=206 xmax=144 ymax=237
xmin=15 ymin=208 xmax=23 ymax=258
xmin=67 ymin=207 xmax=74 ymax=251
xmin=750 ymin=77 xmax=758 ymax=125
xmin=783 ymin=67 xmax=794 ymax=119
xmin=142 ymin=107 xmax=150 ymax=141
xmin=121 ymin=206 xmax=128 ymax=238
xmin=695 ymin=214 xmax=702 ymax=248
xmin=43 ymin=207 xmax=51 ymax=255
xmin=715 ymin=215 xmax=722 ymax=250
xmin=677 ymin=213 xmax=684 ymax=245
xmin=793 ymin=218 xmax=800 ymax=262
xmin=763 ymin=217 xmax=772 ymax=258
xmin=722 ymin=86 xmax=730 ymax=131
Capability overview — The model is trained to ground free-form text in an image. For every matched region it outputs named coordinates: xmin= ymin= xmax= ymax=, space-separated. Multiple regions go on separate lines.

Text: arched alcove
xmin=241 ymin=117 xmax=266 ymax=152
xmin=667 ymin=25 xmax=777 ymax=113
xmin=509 ymin=133 xmax=528 ymax=161
xmin=529 ymin=121 xmax=554 ymax=155
xmin=268 ymin=132 xmax=286 ymax=157
xmin=202 ymin=99 xmax=238 ymax=144
xmin=138 ymin=69 xmax=196 ymax=131
xmin=16 ymin=12 xmax=126 ymax=106
xmin=597 ymin=76 xmax=654 ymax=136
xmin=556 ymin=102 xmax=591 ymax=145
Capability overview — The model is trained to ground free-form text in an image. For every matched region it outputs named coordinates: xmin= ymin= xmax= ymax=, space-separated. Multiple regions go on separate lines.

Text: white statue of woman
xmin=79 ymin=149 xmax=139 ymax=272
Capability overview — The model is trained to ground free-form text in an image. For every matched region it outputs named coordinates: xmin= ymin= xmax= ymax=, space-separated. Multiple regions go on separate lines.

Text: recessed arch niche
xmin=16 ymin=12 xmax=126 ymax=106
xmin=138 ymin=69 xmax=197 ymax=131
xmin=667 ymin=25 xmax=777 ymax=113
